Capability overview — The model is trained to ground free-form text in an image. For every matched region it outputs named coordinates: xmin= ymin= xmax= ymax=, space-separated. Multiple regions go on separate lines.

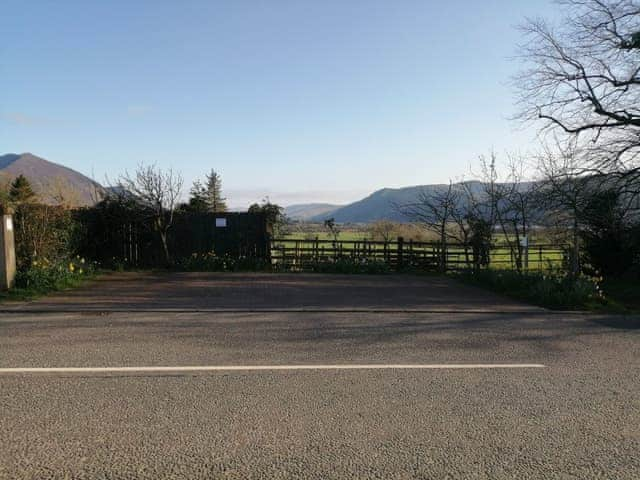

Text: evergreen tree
xmin=205 ymin=170 xmax=227 ymax=213
xmin=185 ymin=180 xmax=209 ymax=212
xmin=248 ymin=199 xmax=286 ymax=235
xmin=9 ymin=175 xmax=36 ymax=204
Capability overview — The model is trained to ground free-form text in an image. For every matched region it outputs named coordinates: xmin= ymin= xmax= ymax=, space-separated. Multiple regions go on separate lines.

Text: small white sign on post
xmin=519 ymin=235 xmax=528 ymax=248
xmin=215 ymin=218 xmax=227 ymax=228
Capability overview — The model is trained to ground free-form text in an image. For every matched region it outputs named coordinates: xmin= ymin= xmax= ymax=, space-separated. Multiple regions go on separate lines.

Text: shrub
xmin=13 ymin=204 xmax=80 ymax=270
xmin=14 ymin=256 xmax=97 ymax=293
xmin=454 ymin=268 xmax=604 ymax=309
xmin=580 ymin=189 xmax=640 ymax=278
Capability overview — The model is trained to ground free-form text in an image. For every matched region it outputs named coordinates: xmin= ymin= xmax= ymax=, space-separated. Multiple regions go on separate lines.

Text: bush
xmin=580 ymin=189 xmax=640 ymax=278
xmin=454 ymin=268 xmax=604 ymax=309
xmin=14 ymin=256 xmax=97 ymax=293
xmin=13 ymin=204 xmax=80 ymax=270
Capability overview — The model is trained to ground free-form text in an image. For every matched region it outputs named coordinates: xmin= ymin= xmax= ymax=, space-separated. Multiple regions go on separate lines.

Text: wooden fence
xmin=270 ymin=237 xmax=568 ymax=272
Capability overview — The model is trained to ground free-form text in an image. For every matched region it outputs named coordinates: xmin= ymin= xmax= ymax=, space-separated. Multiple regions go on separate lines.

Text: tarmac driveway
xmin=3 ymin=271 xmax=543 ymax=312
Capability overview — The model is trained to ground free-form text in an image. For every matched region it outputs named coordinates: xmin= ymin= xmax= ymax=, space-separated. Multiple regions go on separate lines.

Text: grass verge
xmin=0 ymin=258 xmax=99 ymax=303
xmin=452 ymin=269 xmax=606 ymax=311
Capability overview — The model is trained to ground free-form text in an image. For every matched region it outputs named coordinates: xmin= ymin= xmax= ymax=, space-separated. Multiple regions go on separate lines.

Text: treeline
xmin=0 ymin=166 xmax=284 ymax=272
xmin=394 ymin=153 xmax=640 ymax=278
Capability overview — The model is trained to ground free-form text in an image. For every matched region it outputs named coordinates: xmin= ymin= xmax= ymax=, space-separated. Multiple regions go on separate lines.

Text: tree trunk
xmin=571 ymin=214 xmax=580 ymax=277
xmin=159 ymin=230 xmax=171 ymax=267
xmin=439 ymin=224 xmax=447 ymax=273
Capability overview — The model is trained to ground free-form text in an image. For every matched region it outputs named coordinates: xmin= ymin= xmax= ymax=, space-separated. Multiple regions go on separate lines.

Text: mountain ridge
xmin=284 ymin=203 xmax=341 ymax=221
xmin=0 ymin=153 xmax=103 ymax=206
xmin=288 ymin=181 xmax=528 ymax=223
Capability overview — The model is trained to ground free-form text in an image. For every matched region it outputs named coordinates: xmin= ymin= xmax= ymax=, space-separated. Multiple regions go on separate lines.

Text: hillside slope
xmin=309 ymin=183 xmax=488 ymax=223
xmin=284 ymin=203 xmax=341 ymax=221
xmin=0 ymin=153 xmax=103 ymax=206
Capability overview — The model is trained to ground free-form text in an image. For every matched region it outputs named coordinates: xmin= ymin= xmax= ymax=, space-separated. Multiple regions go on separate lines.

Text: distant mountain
xmin=284 ymin=203 xmax=341 ymax=221
xmin=304 ymin=181 xmax=538 ymax=223
xmin=0 ymin=153 xmax=104 ymax=206
xmin=305 ymin=183 xmax=482 ymax=223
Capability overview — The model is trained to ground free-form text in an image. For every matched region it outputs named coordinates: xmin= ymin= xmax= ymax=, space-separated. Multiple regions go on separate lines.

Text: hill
xmin=0 ymin=153 xmax=104 ymax=206
xmin=284 ymin=203 xmax=341 ymax=221
xmin=307 ymin=183 xmax=488 ymax=223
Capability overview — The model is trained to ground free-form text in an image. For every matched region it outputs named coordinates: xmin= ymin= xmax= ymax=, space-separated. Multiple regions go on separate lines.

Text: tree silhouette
xmin=205 ymin=170 xmax=227 ymax=213
xmin=9 ymin=175 xmax=36 ymax=204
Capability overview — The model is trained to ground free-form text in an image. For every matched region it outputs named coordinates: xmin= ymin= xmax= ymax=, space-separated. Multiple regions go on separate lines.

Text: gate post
xmin=0 ymin=212 xmax=17 ymax=290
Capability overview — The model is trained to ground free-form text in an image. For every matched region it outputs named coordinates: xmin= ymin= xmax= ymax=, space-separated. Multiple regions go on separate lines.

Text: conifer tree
xmin=205 ymin=170 xmax=227 ymax=213
xmin=186 ymin=180 xmax=209 ymax=212
xmin=9 ymin=175 xmax=36 ymax=204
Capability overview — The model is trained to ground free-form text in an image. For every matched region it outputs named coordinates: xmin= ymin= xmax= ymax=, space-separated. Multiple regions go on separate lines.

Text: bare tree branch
xmin=515 ymin=0 xmax=640 ymax=177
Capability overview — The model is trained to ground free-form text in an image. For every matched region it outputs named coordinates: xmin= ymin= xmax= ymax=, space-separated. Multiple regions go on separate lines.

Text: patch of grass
xmin=453 ymin=268 xmax=605 ymax=310
xmin=283 ymin=231 xmax=369 ymax=242
xmin=596 ymin=278 xmax=640 ymax=313
xmin=175 ymin=252 xmax=271 ymax=272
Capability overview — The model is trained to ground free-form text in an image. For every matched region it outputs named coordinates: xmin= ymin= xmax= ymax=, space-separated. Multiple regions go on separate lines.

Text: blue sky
xmin=1 ymin=0 xmax=557 ymax=207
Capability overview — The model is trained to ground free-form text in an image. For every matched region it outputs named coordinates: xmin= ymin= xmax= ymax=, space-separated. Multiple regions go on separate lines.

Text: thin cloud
xmin=2 ymin=112 xmax=49 ymax=126
xmin=225 ymin=188 xmax=368 ymax=209
xmin=126 ymin=105 xmax=152 ymax=117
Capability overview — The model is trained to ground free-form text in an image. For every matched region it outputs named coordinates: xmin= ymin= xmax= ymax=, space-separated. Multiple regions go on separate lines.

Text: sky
xmin=1 ymin=0 xmax=559 ymax=208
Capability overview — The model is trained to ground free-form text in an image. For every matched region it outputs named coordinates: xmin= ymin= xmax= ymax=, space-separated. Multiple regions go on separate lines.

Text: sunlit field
xmin=275 ymin=230 xmax=566 ymax=271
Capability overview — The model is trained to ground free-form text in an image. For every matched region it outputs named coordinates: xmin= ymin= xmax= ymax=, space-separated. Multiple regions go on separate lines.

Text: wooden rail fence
xmin=270 ymin=237 xmax=567 ymax=272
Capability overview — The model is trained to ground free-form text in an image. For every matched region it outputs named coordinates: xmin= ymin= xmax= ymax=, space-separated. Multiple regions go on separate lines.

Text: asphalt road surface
xmin=1 ymin=273 xmax=639 ymax=479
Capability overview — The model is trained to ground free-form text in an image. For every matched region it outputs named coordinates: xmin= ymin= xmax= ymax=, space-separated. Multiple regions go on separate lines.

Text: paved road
xmin=1 ymin=274 xmax=639 ymax=479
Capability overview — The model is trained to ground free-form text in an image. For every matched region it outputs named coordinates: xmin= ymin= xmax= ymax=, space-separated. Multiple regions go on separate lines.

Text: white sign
xmin=215 ymin=218 xmax=227 ymax=228
xmin=5 ymin=217 xmax=12 ymax=232
xmin=520 ymin=235 xmax=528 ymax=247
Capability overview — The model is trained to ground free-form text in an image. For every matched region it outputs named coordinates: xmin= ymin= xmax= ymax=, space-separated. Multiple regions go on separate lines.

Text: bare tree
xmin=448 ymin=195 xmax=474 ymax=266
xmin=476 ymin=153 xmax=539 ymax=273
xmin=535 ymin=140 xmax=594 ymax=275
xmin=368 ymin=220 xmax=397 ymax=243
xmin=119 ymin=164 xmax=183 ymax=266
xmin=457 ymin=179 xmax=496 ymax=269
xmin=323 ymin=218 xmax=341 ymax=242
xmin=515 ymin=0 xmax=640 ymax=179
xmin=397 ymin=181 xmax=461 ymax=271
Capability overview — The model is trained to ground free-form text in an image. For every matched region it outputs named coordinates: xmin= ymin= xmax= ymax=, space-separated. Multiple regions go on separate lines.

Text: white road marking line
xmin=0 ymin=364 xmax=545 ymax=374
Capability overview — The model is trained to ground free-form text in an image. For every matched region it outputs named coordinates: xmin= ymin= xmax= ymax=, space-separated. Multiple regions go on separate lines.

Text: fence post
xmin=520 ymin=235 xmax=529 ymax=271
xmin=538 ymin=246 xmax=542 ymax=271
xmin=397 ymin=236 xmax=404 ymax=271
xmin=0 ymin=213 xmax=16 ymax=290
xmin=409 ymin=239 xmax=413 ymax=267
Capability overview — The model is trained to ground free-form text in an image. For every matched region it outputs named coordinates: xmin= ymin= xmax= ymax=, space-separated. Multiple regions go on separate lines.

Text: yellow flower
xmin=69 ymin=263 xmax=75 ymax=272
xmin=32 ymin=260 xmax=38 ymax=266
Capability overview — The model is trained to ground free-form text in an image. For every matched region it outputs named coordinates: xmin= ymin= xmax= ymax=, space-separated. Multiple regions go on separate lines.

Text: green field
xmin=273 ymin=234 xmax=566 ymax=271
xmin=283 ymin=231 xmax=368 ymax=242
